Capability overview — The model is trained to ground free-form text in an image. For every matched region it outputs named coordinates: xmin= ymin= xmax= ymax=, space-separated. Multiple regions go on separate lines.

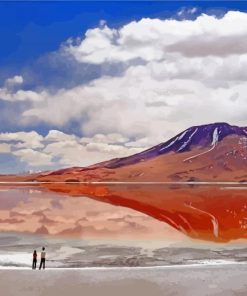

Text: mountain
xmin=1 ymin=122 xmax=247 ymax=242
xmin=30 ymin=122 xmax=247 ymax=182
xmin=100 ymin=122 xmax=247 ymax=169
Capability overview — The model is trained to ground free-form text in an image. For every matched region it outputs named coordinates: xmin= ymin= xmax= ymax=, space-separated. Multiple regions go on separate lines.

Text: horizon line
xmin=0 ymin=181 xmax=246 ymax=185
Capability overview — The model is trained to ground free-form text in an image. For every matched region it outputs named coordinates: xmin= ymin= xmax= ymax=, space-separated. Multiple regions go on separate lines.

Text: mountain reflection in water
xmin=0 ymin=185 xmax=183 ymax=241
xmin=0 ymin=183 xmax=247 ymax=242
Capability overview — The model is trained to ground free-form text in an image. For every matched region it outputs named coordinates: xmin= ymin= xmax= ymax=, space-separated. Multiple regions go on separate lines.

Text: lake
xmin=0 ymin=183 xmax=246 ymax=268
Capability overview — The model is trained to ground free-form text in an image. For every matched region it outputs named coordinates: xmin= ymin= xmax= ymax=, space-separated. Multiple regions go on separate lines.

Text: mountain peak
xmin=151 ymin=122 xmax=247 ymax=154
xmin=105 ymin=122 xmax=247 ymax=168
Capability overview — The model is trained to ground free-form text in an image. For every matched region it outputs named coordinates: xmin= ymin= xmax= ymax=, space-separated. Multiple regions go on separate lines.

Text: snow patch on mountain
xmin=177 ymin=128 xmax=198 ymax=152
xmin=211 ymin=128 xmax=219 ymax=146
xmin=159 ymin=130 xmax=190 ymax=152
xmin=183 ymin=128 xmax=219 ymax=163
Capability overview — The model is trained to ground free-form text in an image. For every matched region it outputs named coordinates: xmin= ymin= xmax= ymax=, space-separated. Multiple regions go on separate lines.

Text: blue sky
xmin=1 ymin=1 xmax=247 ymax=173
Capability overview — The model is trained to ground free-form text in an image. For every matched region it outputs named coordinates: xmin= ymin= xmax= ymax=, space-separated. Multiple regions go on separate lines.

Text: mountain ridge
xmin=97 ymin=122 xmax=247 ymax=169
xmin=0 ymin=122 xmax=246 ymax=182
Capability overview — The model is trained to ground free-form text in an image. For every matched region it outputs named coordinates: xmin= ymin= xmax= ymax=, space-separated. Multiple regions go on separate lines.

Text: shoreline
xmin=0 ymin=181 xmax=247 ymax=185
xmin=0 ymin=260 xmax=244 ymax=270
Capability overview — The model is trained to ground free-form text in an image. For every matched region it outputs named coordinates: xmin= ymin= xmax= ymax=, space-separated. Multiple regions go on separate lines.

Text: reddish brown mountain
xmin=1 ymin=123 xmax=247 ymax=243
xmin=29 ymin=122 xmax=247 ymax=183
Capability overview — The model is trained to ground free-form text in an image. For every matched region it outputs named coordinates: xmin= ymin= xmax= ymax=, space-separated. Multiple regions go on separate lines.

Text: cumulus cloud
xmin=1 ymin=11 xmax=247 ymax=171
xmin=13 ymin=149 xmax=53 ymax=167
xmin=5 ymin=75 xmax=24 ymax=86
xmin=0 ymin=131 xmax=44 ymax=149
xmin=0 ymin=87 xmax=42 ymax=102
xmin=43 ymin=133 xmax=142 ymax=167
xmin=0 ymin=75 xmax=41 ymax=103
xmin=45 ymin=130 xmax=77 ymax=142
xmin=0 ymin=130 xmax=144 ymax=171
xmin=66 ymin=11 xmax=247 ymax=64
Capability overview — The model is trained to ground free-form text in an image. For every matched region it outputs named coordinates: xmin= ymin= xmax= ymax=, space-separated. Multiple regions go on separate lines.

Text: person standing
xmin=32 ymin=250 xmax=37 ymax=269
xmin=39 ymin=247 xmax=46 ymax=270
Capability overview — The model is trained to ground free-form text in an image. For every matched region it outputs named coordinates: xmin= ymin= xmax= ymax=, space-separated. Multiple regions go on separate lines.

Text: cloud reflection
xmin=0 ymin=188 xmax=185 ymax=241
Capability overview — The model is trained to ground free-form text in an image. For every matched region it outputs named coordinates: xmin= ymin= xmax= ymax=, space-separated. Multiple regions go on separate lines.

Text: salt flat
xmin=1 ymin=263 xmax=247 ymax=296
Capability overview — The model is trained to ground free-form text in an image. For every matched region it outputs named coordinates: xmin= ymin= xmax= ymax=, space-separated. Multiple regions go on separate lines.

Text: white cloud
xmin=0 ymin=130 xmax=144 ymax=170
xmin=0 ymin=75 xmax=41 ymax=102
xmin=66 ymin=11 xmax=247 ymax=64
xmin=43 ymin=132 xmax=142 ymax=167
xmin=18 ymin=61 xmax=247 ymax=146
xmin=45 ymin=130 xmax=78 ymax=142
xmin=0 ymin=88 xmax=43 ymax=102
xmin=5 ymin=75 xmax=24 ymax=86
xmin=13 ymin=149 xmax=53 ymax=167
xmin=189 ymin=7 xmax=198 ymax=14
xmin=0 ymin=131 xmax=44 ymax=149
xmin=178 ymin=7 xmax=198 ymax=17
xmin=1 ymin=11 xmax=247 ymax=171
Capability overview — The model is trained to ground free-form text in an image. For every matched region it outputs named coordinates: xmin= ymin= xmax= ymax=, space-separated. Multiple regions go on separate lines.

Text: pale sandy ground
xmin=1 ymin=264 xmax=247 ymax=296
